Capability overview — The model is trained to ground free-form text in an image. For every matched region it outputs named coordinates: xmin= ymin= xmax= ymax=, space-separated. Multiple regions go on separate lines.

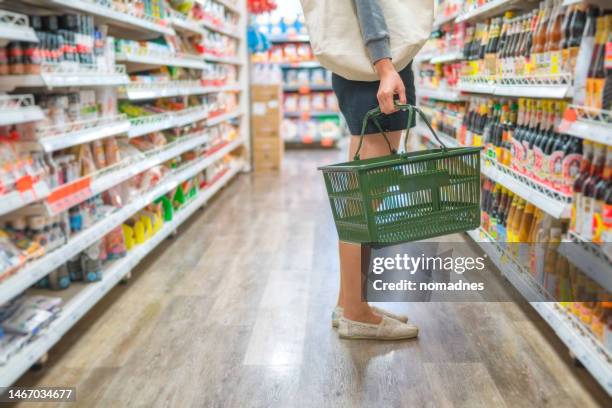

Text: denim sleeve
xmin=354 ymin=0 xmax=391 ymax=64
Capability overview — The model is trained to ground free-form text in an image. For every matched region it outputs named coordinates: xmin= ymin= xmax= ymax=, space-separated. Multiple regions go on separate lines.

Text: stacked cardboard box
xmin=251 ymin=85 xmax=283 ymax=171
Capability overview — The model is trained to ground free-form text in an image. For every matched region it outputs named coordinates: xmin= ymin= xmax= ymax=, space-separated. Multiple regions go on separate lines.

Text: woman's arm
xmin=353 ymin=0 xmax=406 ymax=114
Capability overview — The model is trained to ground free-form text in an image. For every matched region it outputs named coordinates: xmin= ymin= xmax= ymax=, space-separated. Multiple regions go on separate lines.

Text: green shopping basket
xmin=319 ymin=103 xmax=483 ymax=245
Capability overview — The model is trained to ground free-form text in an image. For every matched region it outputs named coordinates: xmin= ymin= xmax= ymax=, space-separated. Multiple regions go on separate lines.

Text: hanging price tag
xmin=302 ymin=134 xmax=314 ymax=144
xmin=321 ymin=138 xmax=334 ymax=147
xmin=46 ymin=177 xmax=92 ymax=215
xmin=298 ymin=85 xmax=310 ymax=94
xmin=300 ymin=111 xmax=311 ymax=120
xmin=558 ymin=108 xmax=577 ymax=134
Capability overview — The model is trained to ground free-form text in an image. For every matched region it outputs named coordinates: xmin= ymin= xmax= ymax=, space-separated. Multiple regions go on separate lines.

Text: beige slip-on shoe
xmin=331 ymin=306 xmax=409 ymax=328
xmin=338 ymin=315 xmax=419 ymax=340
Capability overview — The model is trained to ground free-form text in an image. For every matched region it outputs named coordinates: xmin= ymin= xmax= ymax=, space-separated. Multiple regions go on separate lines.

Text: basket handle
xmin=353 ymin=102 xmax=447 ymax=161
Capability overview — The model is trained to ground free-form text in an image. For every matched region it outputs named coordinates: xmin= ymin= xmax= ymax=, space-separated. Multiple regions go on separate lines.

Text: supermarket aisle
xmin=17 ymin=150 xmax=608 ymax=407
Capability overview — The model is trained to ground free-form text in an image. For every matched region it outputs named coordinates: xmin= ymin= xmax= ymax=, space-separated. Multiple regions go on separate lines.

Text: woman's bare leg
xmin=337 ymin=131 xmax=402 ymax=323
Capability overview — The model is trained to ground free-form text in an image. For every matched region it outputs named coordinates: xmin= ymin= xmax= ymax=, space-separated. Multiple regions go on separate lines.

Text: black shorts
xmin=332 ymin=62 xmax=416 ymax=135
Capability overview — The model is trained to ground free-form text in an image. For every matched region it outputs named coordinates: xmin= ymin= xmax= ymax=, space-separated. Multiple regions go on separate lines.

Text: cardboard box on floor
xmin=253 ymin=136 xmax=283 ymax=172
xmin=251 ymin=84 xmax=282 ymax=139
xmin=252 ymin=84 xmax=283 ymax=171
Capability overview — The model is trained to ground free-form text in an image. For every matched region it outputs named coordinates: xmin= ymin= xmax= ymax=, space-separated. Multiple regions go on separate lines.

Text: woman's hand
xmin=374 ymin=58 xmax=406 ymax=114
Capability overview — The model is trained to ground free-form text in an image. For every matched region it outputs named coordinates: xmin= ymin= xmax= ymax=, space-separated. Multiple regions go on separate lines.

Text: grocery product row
xmin=0 ymin=0 xmax=249 ymax=388
xmin=250 ymin=13 xmax=344 ymax=147
xmin=0 ymin=0 xmax=242 ymax=42
xmin=419 ymin=0 xmax=611 ymax=105
xmin=416 ymin=0 xmax=611 ymax=393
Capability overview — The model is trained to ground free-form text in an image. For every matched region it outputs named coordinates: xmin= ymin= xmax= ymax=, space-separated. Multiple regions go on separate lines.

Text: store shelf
xmin=116 ymin=51 xmax=207 ymax=71
xmin=0 ymin=64 xmax=129 ymax=91
xmin=458 ymin=74 xmax=573 ymax=99
xmin=203 ymin=54 xmax=242 ymax=65
xmin=169 ymin=11 xmax=207 ymax=36
xmin=127 ymin=113 xmax=173 ymax=138
xmin=456 ymin=0 xmax=532 ymax=23
xmin=466 ymin=227 xmax=612 ymax=395
xmin=269 ymin=34 xmax=310 ymax=43
xmin=127 ymin=106 xmax=209 ymax=138
xmin=37 ymin=116 xmax=130 ymax=152
xmin=414 ymin=124 xmax=460 ymax=148
xmin=0 ymin=138 xmax=244 ymax=307
xmin=433 ymin=12 xmax=459 ymax=27
xmin=481 ymin=156 xmax=572 ymax=219
xmin=216 ymin=0 xmax=242 ymax=14
xmin=562 ymin=0 xmax=612 ymax=8
xmin=417 ymin=87 xmax=466 ymax=102
xmin=43 ymin=0 xmax=175 ymax=39
xmin=558 ymin=231 xmax=612 ymax=293
xmin=494 ymin=74 xmax=573 ymax=99
xmin=119 ymin=81 xmax=240 ymax=100
xmin=0 ymin=94 xmax=44 ymax=126
xmin=284 ymin=111 xmax=340 ymax=118
xmin=280 ymin=61 xmax=320 ymax=69
xmin=430 ymin=51 xmax=464 ymax=64
xmin=0 ymin=9 xmax=38 ymax=45
xmin=0 ymin=182 xmax=50 ymax=218
xmin=207 ymin=110 xmax=241 ymax=126
xmin=172 ymin=106 xmax=209 ymax=128
xmin=283 ymin=84 xmax=333 ymax=92
xmin=559 ymin=105 xmax=612 ymax=145
xmin=200 ymin=19 xmax=242 ymax=39
xmin=457 ymin=78 xmax=497 ymax=94
xmin=0 ymin=160 xmax=243 ymax=387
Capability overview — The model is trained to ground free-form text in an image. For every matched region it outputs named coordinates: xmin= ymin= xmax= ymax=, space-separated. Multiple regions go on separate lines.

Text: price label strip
xmin=46 ymin=177 xmax=92 ymax=215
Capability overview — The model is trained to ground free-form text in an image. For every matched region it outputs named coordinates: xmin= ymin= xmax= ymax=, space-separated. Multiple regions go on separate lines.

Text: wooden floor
xmin=16 ymin=149 xmax=610 ymax=407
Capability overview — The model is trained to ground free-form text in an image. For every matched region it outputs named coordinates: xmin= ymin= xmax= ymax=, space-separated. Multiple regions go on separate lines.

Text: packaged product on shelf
xmin=80 ymin=241 xmax=105 ymax=282
xmin=0 ymin=333 xmax=28 ymax=366
xmin=1 ymin=302 xmax=53 ymax=335
xmin=0 ymin=230 xmax=24 ymax=282
xmin=47 ymin=264 xmax=71 ymax=290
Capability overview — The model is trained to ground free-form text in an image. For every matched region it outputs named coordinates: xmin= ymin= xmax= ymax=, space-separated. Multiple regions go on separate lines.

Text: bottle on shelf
xmin=592 ymin=147 xmax=612 ymax=243
xmin=571 ymin=140 xmax=594 ymax=233
xmin=581 ymin=143 xmax=607 ymax=239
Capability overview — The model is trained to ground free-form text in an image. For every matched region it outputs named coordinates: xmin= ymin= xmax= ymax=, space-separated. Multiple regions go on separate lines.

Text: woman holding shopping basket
xmin=300 ymin=0 xmax=435 ymax=340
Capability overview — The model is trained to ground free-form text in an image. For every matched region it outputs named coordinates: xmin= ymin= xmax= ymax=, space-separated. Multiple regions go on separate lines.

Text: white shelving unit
xmin=481 ymin=156 xmax=572 ymax=219
xmin=559 ymin=105 xmax=612 ymax=145
xmin=457 ymin=74 xmax=572 ymax=99
xmin=558 ymin=232 xmax=612 ymax=293
xmin=414 ymin=125 xmax=460 ymax=148
xmin=120 ymin=81 xmax=241 ymax=100
xmin=37 ymin=115 xmax=131 ymax=152
xmin=43 ymin=0 xmax=175 ymax=38
xmin=466 ymin=228 xmax=612 ymax=395
xmin=116 ymin=50 xmax=208 ymax=71
xmin=430 ymin=51 xmax=464 ymax=64
xmin=0 ymin=64 xmax=130 ymax=91
xmin=0 ymin=0 xmax=250 ymax=387
xmin=0 ymin=182 xmax=50 ymax=218
xmin=0 ymin=159 xmax=244 ymax=387
xmin=207 ymin=110 xmax=242 ymax=127
xmin=417 ymin=87 xmax=466 ymax=102
xmin=0 ymin=9 xmax=38 ymax=45
xmin=0 ymin=94 xmax=44 ymax=126
xmin=456 ymin=0 xmax=532 ymax=23
xmin=0 ymin=137 xmax=244 ymax=307
xmin=127 ymin=106 xmax=208 ymax=138
xmin=203 ymin=54 xmax=243 ymax=65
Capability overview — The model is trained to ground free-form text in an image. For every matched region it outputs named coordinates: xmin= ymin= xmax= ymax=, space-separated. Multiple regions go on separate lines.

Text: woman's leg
xmin=337 ymin=131 xmax=402 ymax=323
